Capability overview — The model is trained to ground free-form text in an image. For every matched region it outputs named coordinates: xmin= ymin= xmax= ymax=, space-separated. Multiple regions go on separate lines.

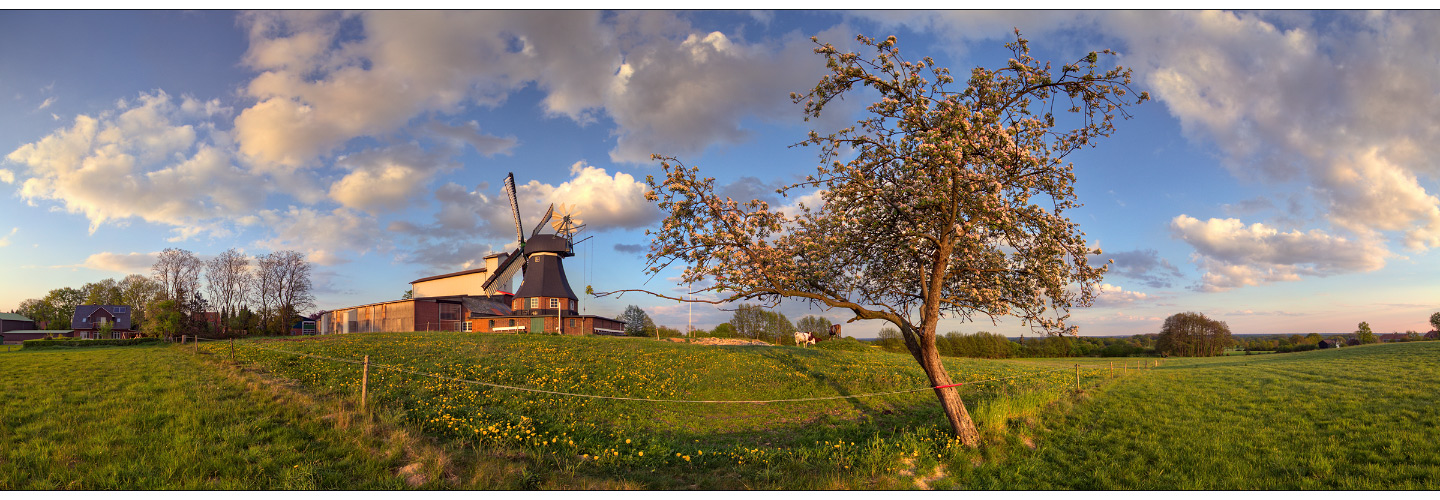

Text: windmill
xmin=550 ymin=203 xmax=585 ymax=243
xmin=481 ymin=173 xmax=584 ymax=326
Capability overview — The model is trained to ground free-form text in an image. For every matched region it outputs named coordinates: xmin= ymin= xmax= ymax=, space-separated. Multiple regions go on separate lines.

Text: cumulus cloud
xmin=1170 ymin=214 xmax=1388 ymax=292
xmin=79 ymin=251 xmax=158 ymax=273
xmin=391 ymin=164 xmax=659 ymax=272
xmin=231 ymin=11 xmax=827 ymax=169
xmin=497 ymin=162 xmax=662 ymax=235
xmin=5 ymin=90 xmax=263 ymax=237
xmin=1110 ymin=11 xmax=1440 ymax=251
xmin=862 ymin=10 xmax=1440 ymax=264
xmin=1090 ymin=283 xmax=1149 ymax=308
xmin=328 ymin=144 xmax=457 ymax=214
xmin=255 ymin=207 xmax=387 ymax=266
xmin=0 ymin=169 xmax=13 ymax=184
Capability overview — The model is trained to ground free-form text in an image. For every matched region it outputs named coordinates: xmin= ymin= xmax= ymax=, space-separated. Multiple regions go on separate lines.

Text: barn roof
xmin=0 ymin=313 xmax=33 ymax=322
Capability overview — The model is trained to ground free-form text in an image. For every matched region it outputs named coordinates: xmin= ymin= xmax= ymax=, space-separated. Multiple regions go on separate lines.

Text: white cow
xmin=794 ymin=331 xmax=817 ymax=347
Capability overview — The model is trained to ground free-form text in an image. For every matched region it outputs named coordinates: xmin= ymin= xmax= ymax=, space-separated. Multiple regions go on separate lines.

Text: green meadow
xmin=2 ymin=334 xmax=1437 ymax=489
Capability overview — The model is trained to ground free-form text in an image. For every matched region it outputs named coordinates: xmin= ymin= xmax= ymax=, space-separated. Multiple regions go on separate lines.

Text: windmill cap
xmin=523 ymin=234 xmax=573 ymax=256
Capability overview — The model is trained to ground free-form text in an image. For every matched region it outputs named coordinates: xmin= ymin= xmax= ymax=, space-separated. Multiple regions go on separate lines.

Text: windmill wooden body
xmin=482 ymin=173 xmax=598 ymax=334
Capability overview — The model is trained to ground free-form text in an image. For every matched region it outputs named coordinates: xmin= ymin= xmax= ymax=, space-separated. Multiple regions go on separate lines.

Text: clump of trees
xmin=1355 ymin=321 xmax=1378 ymax=344
xmin=1154 ymin=312 xmax=1232 ymax=357
xmin=13 ymin=247 xmax=313 ymax=338
xmin=620 ymin=305 xmax=658 ymax=337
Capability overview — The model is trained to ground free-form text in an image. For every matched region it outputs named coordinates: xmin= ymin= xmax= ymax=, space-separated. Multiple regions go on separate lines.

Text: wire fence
xmin=189 ymin=335 xmax=1158 ymax=406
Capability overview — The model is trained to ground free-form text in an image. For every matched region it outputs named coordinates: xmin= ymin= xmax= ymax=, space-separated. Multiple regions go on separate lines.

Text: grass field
xmin=961 ymin=342 xmax=1440 ymax=489
xmin=4 ymin=335 xmax=1437 ymax=489
xmin=0 ymin=345 xmax=407 ymax=489
xmin=209 ymin=333 xmax=1099 ymax=489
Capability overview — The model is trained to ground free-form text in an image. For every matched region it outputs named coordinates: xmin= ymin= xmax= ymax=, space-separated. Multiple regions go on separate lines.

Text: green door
xmin=530 ymin=317 xmax=544 ymax=334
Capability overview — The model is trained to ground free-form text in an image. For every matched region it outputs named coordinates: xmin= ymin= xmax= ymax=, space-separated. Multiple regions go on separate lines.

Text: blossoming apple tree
xmin=609 ymin=32 xmax=1147 ymax=445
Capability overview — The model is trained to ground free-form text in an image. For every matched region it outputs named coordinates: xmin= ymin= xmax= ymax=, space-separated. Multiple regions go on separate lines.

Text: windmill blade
xmin=504 ymin=173 xmax=524 ymax=246
xmin=482 ymin=249 xmax=525 ymax=295
xmin=530 ymin=204 xmax=554 ymax=238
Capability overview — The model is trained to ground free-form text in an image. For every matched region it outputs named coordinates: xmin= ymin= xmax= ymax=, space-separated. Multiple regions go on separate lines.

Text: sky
xmin=3 ymin=10 xmax=1439 ymax=338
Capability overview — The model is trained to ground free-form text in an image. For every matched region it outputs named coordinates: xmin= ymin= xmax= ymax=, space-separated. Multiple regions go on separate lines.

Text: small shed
xmin=1317 ymin=340 xmax=1334 ymax=349
xmin=1 ymin=312 xmax=37 ymax=335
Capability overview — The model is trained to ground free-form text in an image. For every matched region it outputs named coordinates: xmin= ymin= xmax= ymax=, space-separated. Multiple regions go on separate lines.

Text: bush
xmin=21 ymin=337 xmax=163 ymax=350
xmin=813 ymin=337 xmax=873 ymax=353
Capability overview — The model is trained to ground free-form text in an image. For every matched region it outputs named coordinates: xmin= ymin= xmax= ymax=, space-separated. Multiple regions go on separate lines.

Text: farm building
xmin=1378 ymin=333 xmax=1407 ymax=343
xmin=1 ymin=312 xmax=36 ymax=335
xmin=0 ymin=313 xmax=73 ymax=343
xmin=71 ymin=305 xmax=137 ymax=339
xmin=318 ymin=248 xmax=625 ymax=336
xmin=318 ymin=173 xmax=627 ymax=337
xmin=1427 ymin=331 xmax=1439 ymax=340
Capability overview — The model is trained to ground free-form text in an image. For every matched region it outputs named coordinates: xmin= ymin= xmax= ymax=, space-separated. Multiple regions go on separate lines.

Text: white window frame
xmin=550 ymin=298 xmax=559 ymax=309
xmin=462 ymin=321 xmax=472 ymax=332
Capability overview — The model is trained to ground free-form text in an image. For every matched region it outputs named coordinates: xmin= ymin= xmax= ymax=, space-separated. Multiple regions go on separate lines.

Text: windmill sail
xmin=482 ymin=249 xmax=525 ymax=295
xmin=504 ymin=173 xmax=524 ymax=247
xmin=531 ymin=204 xmax=554 ymax=238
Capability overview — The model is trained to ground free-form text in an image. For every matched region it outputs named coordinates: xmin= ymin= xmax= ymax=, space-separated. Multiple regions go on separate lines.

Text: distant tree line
xmin=592 ymin=305 xmax=1440 ymax=357
xmin=11 ymin=247 xmax=313 ymax=338
xmin=616 ymin=304 xmax=836 ymax=345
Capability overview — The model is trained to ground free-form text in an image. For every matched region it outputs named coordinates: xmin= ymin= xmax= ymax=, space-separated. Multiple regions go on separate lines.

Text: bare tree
xmin=275 ymin=250 xmax=315 ymax=333
xmin=205 ymin=248 xmax=252 ymax=335
xmin=604 ymin=33 xmax=1145 ymax=445
xmin=254 ymin=251 xmax=313 ymax=335
xmin=152 ymin=248 xmax=202 ymax=304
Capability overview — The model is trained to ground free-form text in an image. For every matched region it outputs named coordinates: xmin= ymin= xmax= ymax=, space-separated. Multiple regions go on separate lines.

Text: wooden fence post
xmin=361 ymin=355 xmax=370 ymax=412
xmin=1074 ymin=363 xmax=1080 ymax=391
xmin=230 ymin=337 xmax=235 ymax=362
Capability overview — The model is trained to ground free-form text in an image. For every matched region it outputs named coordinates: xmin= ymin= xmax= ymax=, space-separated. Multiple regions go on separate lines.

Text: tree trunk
xmin=912 ymin=339 xmax=982 ymax=447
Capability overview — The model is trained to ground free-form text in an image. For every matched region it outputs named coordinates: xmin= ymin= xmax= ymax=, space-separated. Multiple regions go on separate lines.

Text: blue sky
xmin=3 ymin=10 xmax=1438 ymax=337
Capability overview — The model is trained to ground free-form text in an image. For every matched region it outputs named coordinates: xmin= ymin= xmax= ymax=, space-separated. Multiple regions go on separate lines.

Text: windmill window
xmin=550 ymin=298 xmax=559 ymax=309
xmin=530 ymin=297 xmax=539 ymax=309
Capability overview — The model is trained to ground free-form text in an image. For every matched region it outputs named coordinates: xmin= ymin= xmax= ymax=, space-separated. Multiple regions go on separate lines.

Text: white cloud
xmin=1112 ymin=11 xmax=1440 ymax=251
xmin=231 ymin=11 xmax=827 ymax=169
xmin=467 ymin=162 xmax=662 ymax=241
xmin=328 ymin=144 xmax=456 ymax=215
xmin=0 ymin=169 xmax=13 ymax=184
xmin=862 ymin=10 xmax=1440 ymax=260
xmin=6 ymin=91 xmax=263 ymax=237
xmin=1091 ymin=283 xmax=1149 ymax=307
xmin=1170 ymin=215 xmax=1388 ymax=292
xmin=79 ymin=251 xmax=159 ymax=274
xmin=36 ymin=96 xmax=55 ymax=111
xmin=255 ymin=207 xmax=386 ymax=266
xmin=0 ymin=227 xmax=15 ymax=247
